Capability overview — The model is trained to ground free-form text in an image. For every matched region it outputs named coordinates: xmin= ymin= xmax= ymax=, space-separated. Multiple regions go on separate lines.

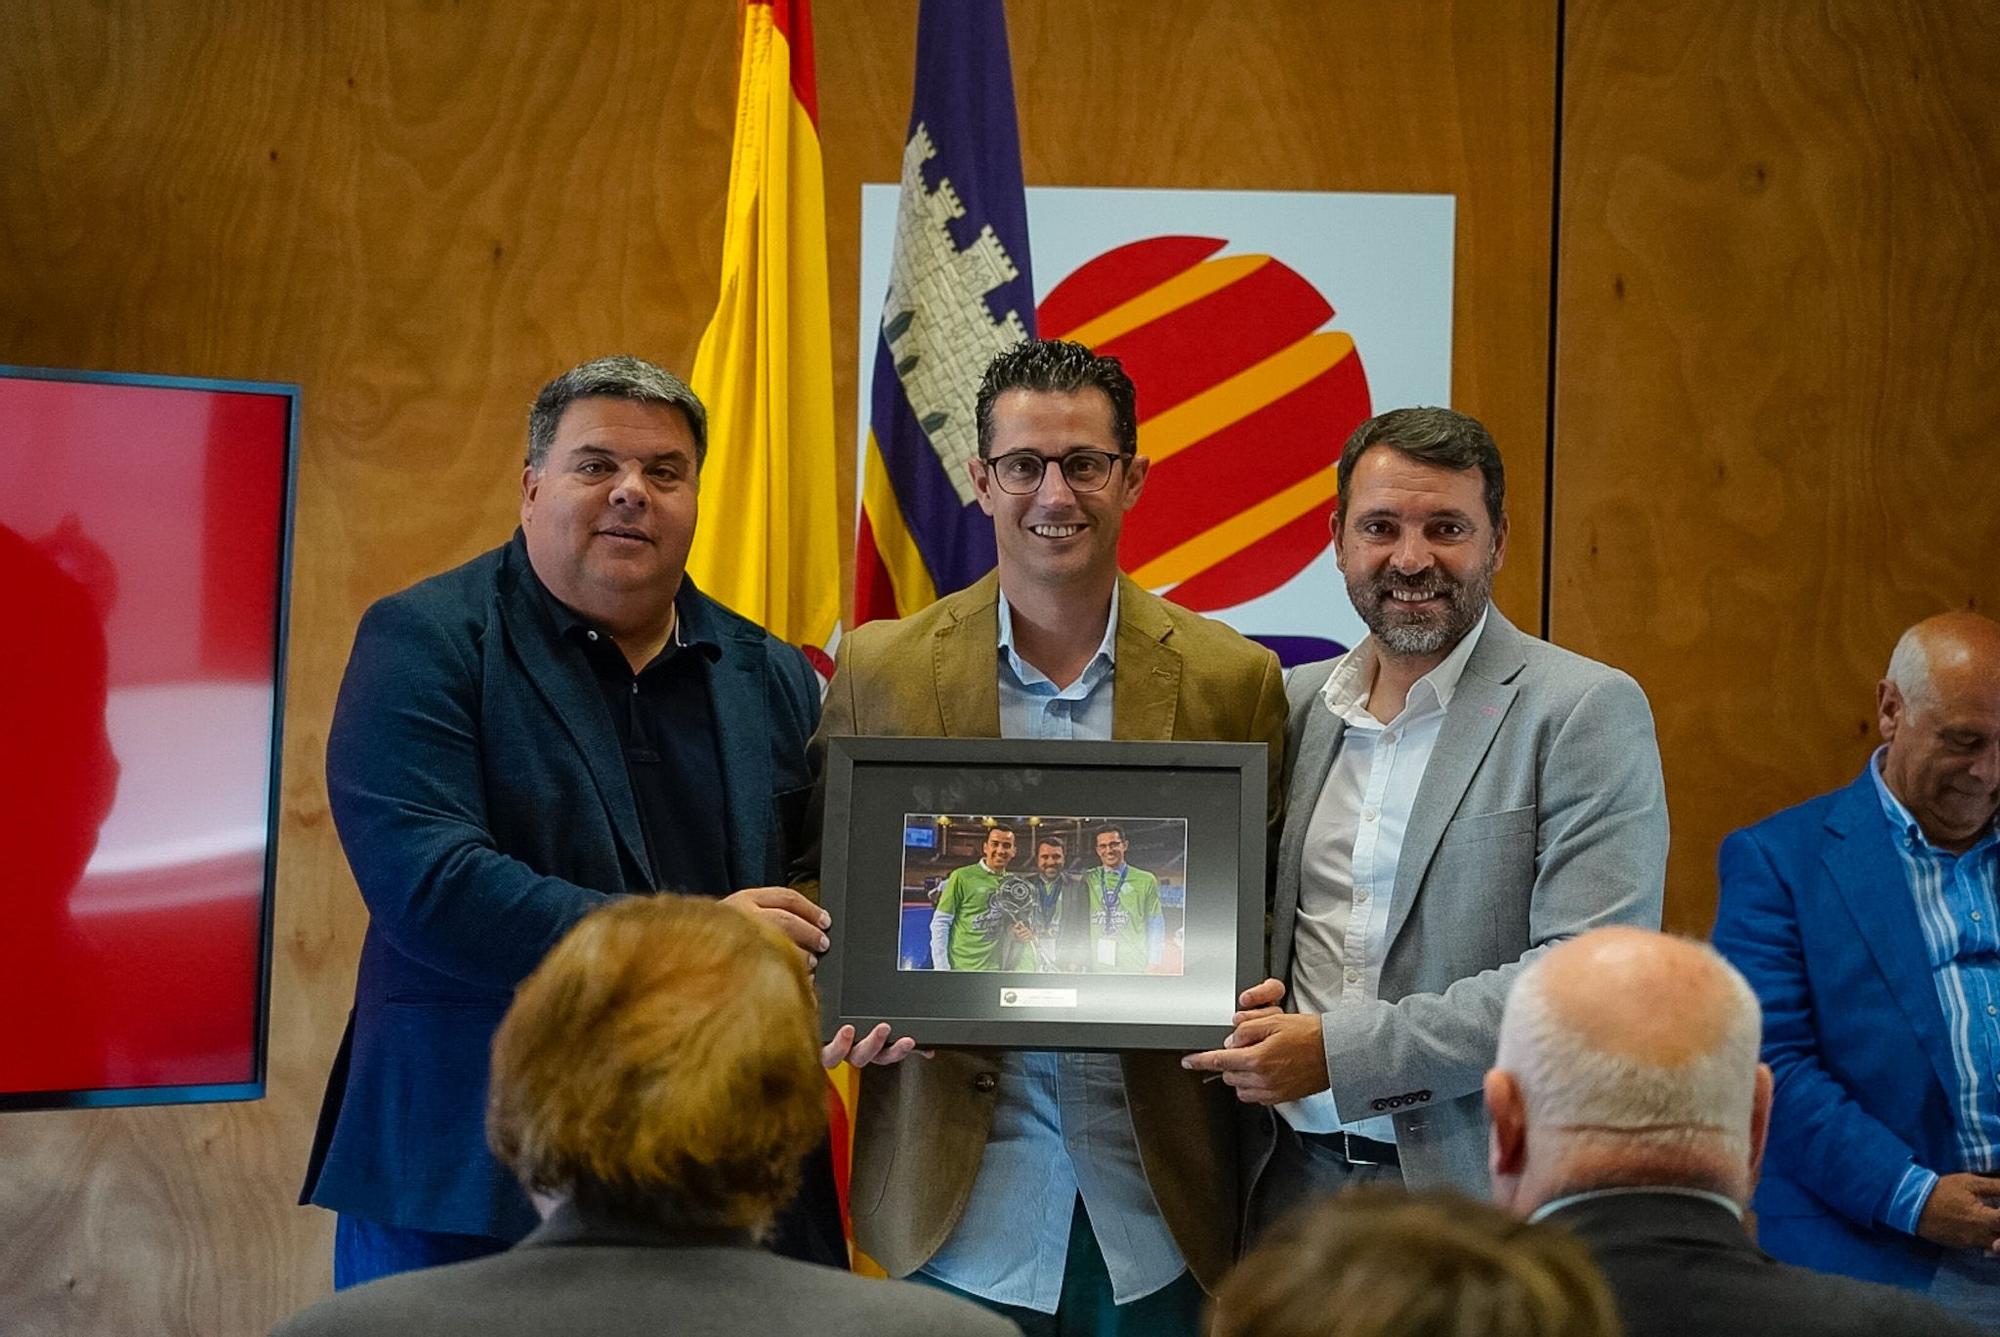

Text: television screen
xmin=0 ymin=366 xmax=296 ymax=1110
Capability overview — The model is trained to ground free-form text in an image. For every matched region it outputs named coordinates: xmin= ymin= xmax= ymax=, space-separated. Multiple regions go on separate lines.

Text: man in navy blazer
xmin=1713 ymin=611 xmax=2000 ymax=1324
xmin=301 ymin=356 xmax=839 ymax=1288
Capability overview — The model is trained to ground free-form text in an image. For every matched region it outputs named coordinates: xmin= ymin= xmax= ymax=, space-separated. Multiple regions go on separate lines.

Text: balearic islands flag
xmin=689 ymin=0 xmax=841 ymax=667
xmin=853 ymin=0 xmax=1035 ymax=623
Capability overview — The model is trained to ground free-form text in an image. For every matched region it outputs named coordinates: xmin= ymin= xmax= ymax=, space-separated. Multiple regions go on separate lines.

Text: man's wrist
xmin=1883 ymin=1162 xmax=1939 ymax=1236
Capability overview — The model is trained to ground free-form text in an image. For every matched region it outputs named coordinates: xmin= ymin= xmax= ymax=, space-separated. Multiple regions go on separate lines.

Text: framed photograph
xmin=817 ymin=737 xmax=1267 ymax=1051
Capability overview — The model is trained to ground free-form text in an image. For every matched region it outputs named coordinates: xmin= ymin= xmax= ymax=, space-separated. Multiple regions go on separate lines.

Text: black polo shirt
xmin=531 ymin=574 xmax=733 ymax=897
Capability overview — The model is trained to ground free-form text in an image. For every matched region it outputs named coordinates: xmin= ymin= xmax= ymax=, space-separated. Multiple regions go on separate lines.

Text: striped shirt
xmin=1868 ymin=748 xmax=2000 ymax=1234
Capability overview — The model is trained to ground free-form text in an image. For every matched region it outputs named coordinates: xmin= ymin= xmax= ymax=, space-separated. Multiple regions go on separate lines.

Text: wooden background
xmin=0 ymin=1 xmax=1990 ymax=1332
xmin=1552 ymin=0 xmax=2000 ymax=932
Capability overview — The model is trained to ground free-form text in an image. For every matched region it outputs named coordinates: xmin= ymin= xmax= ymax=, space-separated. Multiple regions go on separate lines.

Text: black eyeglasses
xmin=979 ymin=449 xmax=1126 ymax=495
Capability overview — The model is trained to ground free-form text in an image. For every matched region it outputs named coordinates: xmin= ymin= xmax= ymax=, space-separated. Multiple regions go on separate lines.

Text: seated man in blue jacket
xmin=1713 ymin=611 xmax=2000 ymax=1327
xmin=301 ymin=355 xmax=840 ymax=1287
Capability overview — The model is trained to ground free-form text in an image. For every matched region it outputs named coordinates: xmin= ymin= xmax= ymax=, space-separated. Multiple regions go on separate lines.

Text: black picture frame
xmin=818 ymin=736 xmax=1267 ymax=1051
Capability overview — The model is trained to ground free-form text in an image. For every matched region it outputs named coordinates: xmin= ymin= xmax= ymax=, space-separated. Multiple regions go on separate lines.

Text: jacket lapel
xmin=1112 ymin=575 xmax=1181 ymax=742
xmin=932 ymin=573 xmax=1001 ymax=740
xmin=1823 ymin=771 xmax=1958 ymax=1099
xmin=1382 ymin=613 xmax=1524 ymax=953
xmin=1272 ymin=698 xmax=1344 ymax=984
xmin=704 ymin=599 xmax=771 ymax=889
xmin=495 ymin=536 xmax=653 ymax=886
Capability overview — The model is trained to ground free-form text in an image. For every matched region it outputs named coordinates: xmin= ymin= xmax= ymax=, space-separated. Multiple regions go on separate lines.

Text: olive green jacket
xmin=799 ymin=570 xmax=1285 ymax=1293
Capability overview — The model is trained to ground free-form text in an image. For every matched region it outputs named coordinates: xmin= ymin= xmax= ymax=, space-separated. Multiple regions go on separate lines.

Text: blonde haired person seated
xmin=1210 ymin=1188 xmax=1619 ymax=1337
xmin=273 ymin=897 xmax=1019 ymax=1337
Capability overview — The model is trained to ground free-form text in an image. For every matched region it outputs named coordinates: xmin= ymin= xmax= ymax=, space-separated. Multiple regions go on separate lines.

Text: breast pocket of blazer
xmin=1437 ymin=805 xmax=1536 ymax=847
xmin=1434 ymin=805 xmax=1537 ymax=958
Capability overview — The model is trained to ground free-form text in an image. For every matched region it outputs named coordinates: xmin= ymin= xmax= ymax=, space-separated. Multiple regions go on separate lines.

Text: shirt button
xmin=1988 ymin=1006 xmax=1997 ymax=1017
xmin=1382 ymin=732 xmax=1397 ymax=745
xmin=1973 ymin=911 xmax=1983 ymax=922
xmin=973 ymin=1072 xmax=998 ymax=1094
xmin=586 ymin=630 xmax=599 ymax=641
xmin=1345 ymin=968 xmax=1360 ymax=983
xmin=1362 ymin=808 xmax=1379 ymax=823
xmin=1355 ymin=888 xmax=1369 ymax=902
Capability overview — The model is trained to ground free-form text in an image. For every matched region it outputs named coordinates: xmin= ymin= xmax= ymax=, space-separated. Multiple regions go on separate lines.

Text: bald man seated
xmin=1487 ymin=927 xmax=1975 ymax=1337
xmin=1713 ymin=612 xmax=2000 ymax=1327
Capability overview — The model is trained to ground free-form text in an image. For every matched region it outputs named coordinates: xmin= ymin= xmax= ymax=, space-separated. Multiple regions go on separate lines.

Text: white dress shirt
xmin=1280 ymin=611 xmax=1490 ymax=1138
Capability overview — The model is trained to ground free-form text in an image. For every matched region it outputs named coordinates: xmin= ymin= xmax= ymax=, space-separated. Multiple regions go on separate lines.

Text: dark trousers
xmin=916 ymin=1198 xmax=1206 ymax=1337
xmin=1246 ymin=1120 xmax=1403 ymax=1245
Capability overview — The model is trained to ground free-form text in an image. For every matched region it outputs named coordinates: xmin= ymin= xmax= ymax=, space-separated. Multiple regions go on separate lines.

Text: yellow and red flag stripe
xmin=689 ymin=0 xmax=841 ymax=663
xmin=687 ymin=0 xmax=869 ymax=1271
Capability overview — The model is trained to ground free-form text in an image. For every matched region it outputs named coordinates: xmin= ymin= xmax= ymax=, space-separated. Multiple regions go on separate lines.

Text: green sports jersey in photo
xmin=935 ymin=862 xmax=1008 ymax=971
xmin=1086 ymin=864 xmax=1162 ymax=972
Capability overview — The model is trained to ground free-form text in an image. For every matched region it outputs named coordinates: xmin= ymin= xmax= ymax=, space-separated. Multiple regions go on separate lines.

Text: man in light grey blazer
xmin=1184 ymin=407 xmax=1668 ymax=1234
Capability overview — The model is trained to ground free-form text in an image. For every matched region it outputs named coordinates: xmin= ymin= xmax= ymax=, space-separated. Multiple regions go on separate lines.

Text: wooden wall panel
xmin=0 ymin=5 xmax=742 ymax=1334
xmin=1 ymin=3 xmax=1553 ymax=1334
xmin=1553 ymin=0 xmax=2000 ymax=935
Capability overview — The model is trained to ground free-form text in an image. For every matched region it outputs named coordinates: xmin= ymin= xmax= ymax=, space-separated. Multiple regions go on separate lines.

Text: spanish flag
xmin=689 ymin=0 xmax=865 ymax=1270
xmin=689 ymin=0 xmax=841 ymax=664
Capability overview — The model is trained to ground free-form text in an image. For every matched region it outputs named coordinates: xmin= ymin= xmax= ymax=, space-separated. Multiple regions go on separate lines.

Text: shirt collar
xmin=1529 ymin=1185 xmax=1744 ymax=1224
xmin=997 ymin=583 xmax=1120 ymax=694
xmin=1321 ymin=606 xmax=1490 ymax=725
xmin=531 ymin=565 xmax=720 ymax=663
xmin=1868 ymin=745 xmax=2000 ymax=857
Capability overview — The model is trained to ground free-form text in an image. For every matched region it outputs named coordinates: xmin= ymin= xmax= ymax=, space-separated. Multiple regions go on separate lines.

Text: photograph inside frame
xmin=898 ymin=814 xmax=1190 ymax=977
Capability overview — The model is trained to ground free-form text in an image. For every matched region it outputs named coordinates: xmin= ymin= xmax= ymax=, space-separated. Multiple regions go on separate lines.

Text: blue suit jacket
xmin=301 ymin=533 xmax=820 ymax=1238
xmin=1713 ymin=766 xmax=1962 ymax=1291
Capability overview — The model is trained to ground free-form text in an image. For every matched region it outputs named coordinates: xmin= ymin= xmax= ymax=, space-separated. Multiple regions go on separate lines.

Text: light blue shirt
xmin=1868 ymin=747 xmax=2000 ymax=1235
xmin=918 ymin=586 xmax=1188 ymax=1312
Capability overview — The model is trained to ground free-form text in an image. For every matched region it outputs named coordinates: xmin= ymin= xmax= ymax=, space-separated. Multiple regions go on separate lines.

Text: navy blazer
xmin=301 ymin=533 xmax=820 ymax=1238
xmin=1713 ymin=766 xmax=1963 ymax=1291
xmin=1545 ymin=1191 xmax=1976 ymax=1337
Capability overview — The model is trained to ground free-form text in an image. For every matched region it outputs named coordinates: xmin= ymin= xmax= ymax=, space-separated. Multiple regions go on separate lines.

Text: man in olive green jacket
xmin=804 ymin=340 xmax=1284 ymax=1335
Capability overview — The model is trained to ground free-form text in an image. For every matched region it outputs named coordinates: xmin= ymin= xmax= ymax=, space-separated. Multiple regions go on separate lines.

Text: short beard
xmin=1350 ymin=551 xmax=1495 ymax=658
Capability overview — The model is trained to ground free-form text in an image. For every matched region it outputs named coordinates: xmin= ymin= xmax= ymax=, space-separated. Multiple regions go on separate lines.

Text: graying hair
xmin=1497 ymin=939 xmax=1762 ymax=1161
xmin=1885 ymin=626 xmax=1935 ymax=712
xmin=526 ymin=355 xmax=708 ymax=472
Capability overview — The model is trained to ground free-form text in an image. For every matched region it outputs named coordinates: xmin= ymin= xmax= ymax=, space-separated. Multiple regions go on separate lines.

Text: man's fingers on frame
xmin=1225 ymin=1017 xmax=1287 ymax=1047
xmin=763 ymin=909 xmax=830 ymax=953
xmin=1237 ymin=979 xmax=1285 ymax=1008
xmin=847 ymin=1022 xmax=892 ymax=1064
xmin=819 ymin=1025 xmax=855 ymax=1067
xmin=748 ymin=886 xmax=832 ymax=927
xmin=1184 ymin=1047 xmax=1255 ymax=1072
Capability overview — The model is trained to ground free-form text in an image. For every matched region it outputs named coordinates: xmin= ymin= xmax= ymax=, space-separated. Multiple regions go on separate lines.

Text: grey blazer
xmin=1257 ymin=609 xmax=1669 ymax=1197
xmin=271 ymin=1202 xmax=1021 ymax=1337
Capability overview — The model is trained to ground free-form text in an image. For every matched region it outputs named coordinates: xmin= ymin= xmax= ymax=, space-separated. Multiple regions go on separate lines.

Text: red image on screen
xmin=0 ymin=369 xmax=293 ymax=1107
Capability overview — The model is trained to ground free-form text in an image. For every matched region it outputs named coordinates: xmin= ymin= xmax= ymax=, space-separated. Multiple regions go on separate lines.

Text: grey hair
xmin=525 ymin=355 xmax=708 ymax=472
xmin=1885 ymin=625 xmax=1935 ymax=712
xmin=1497 ymin=939 xmax=1762 ymax=1162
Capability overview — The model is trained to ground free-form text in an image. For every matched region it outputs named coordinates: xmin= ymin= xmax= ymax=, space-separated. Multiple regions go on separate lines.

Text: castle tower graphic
xmin=881 ymin=122 xmax=1030 ymax=505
